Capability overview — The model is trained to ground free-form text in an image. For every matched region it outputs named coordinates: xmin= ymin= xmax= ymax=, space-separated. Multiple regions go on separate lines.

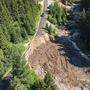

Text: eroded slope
xmin=29 ymin=38 xmax=90 ymax=89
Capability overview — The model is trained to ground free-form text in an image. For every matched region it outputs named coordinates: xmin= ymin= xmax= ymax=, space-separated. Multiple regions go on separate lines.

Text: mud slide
xmin=28 ymin=35 xmax=90 ymax=89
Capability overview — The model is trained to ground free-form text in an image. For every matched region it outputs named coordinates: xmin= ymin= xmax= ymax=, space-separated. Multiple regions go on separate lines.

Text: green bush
xmin=0 ymin=0 xmax=41 ymax=44
xmin=44 ymin=24 xmax=58 ymax=36
xmin=31 ymin=72 xmax=57 ymax=90
xmin=0 ymin=1 xmax=57 ymax=89
xmin=47 ymin=2 xmax=67 ymax=26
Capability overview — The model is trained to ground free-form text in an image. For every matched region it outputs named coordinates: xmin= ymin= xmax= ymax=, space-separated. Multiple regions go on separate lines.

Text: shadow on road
xmin=52 ymin=36 xmax=90 ymax=68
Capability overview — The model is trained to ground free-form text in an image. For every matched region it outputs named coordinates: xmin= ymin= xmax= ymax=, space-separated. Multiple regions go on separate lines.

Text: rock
xmin=49 ymin=35 xmax=55 ymax=41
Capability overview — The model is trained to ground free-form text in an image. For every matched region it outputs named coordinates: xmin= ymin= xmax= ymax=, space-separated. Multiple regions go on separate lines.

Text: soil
xmin=28 ymin=37 xmax=90 ymax=89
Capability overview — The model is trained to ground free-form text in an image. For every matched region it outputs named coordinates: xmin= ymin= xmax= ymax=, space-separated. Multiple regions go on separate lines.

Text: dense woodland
xmin=0 ymin=0 xmax=57 ymax=90
xmin=77 ymin=0 xmax=90 ymax=50
xmin=47 ymin=2 xmax=67 ymax=26
xmin=0 ymin=0 xmax=40 ymax=89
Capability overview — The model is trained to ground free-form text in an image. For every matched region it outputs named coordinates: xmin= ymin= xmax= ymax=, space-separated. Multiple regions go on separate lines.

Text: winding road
xmin=36 ymin=0 xmax=48 ymax=36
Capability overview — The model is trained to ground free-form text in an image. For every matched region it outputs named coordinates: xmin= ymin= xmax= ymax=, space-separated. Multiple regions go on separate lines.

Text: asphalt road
xmin=36 ymin=0 xmax=48 ymax=36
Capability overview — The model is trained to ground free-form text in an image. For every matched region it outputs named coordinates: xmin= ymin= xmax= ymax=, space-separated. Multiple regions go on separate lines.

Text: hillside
xmin=0 ymin=0 xmax=41 ymax=89
xmin=0 ymin=0 xmax=90 ymax=90
xmin=28 ymin=0 xmax=90 ymax=89
xmin=29 ymin=33 xmax=90 ymax=90
xmin=0 ymin=0 xmax=58 ymax=90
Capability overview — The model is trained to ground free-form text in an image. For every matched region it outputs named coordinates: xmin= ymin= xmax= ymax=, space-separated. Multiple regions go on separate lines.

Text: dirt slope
xmin=28 ymin=37 xmax=90 ymax=89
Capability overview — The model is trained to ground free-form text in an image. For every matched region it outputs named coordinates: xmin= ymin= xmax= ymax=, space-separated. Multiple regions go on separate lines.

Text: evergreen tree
xmin=48 ymin=2 xmax=67 ymax=26
xmin=78 ymin=10 xmax=90 ymax=50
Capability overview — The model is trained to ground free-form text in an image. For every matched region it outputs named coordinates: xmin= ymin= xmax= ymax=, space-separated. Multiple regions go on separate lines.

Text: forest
xmin=0 ymin=0 xmax=39 ymax=89
xmin=0 ymin=0 xmax=55 ymax=90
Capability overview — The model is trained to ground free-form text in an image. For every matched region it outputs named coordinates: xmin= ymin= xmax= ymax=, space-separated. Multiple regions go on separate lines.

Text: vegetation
xmin=0 ymin=0 xmax=57 ymax=89
xmin=47 ymin=2 xmax=68 ymax=27
xmin=81 ymin=0 xmax=90 ymax=11
xmin=61 ymin=0 xmax=75 ymax=5
xmin=77 ymin=0 xmax=90 ymax=51
xmin=31 ymin=72 xmax=57 ymax=90
xmin=44 ymin=23 xmax=59 ymax=36
xmin=77 ymin=10 xmax=90 ymax=50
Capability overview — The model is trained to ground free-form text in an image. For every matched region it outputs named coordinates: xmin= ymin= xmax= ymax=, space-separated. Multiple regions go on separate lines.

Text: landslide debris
xmin=29 ymin=38 xmax=90 ymax=89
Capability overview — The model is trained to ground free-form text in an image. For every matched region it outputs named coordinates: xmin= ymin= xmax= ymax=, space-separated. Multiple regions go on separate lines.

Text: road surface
xmin=36 ymin=0 xmax=48 ymax=36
